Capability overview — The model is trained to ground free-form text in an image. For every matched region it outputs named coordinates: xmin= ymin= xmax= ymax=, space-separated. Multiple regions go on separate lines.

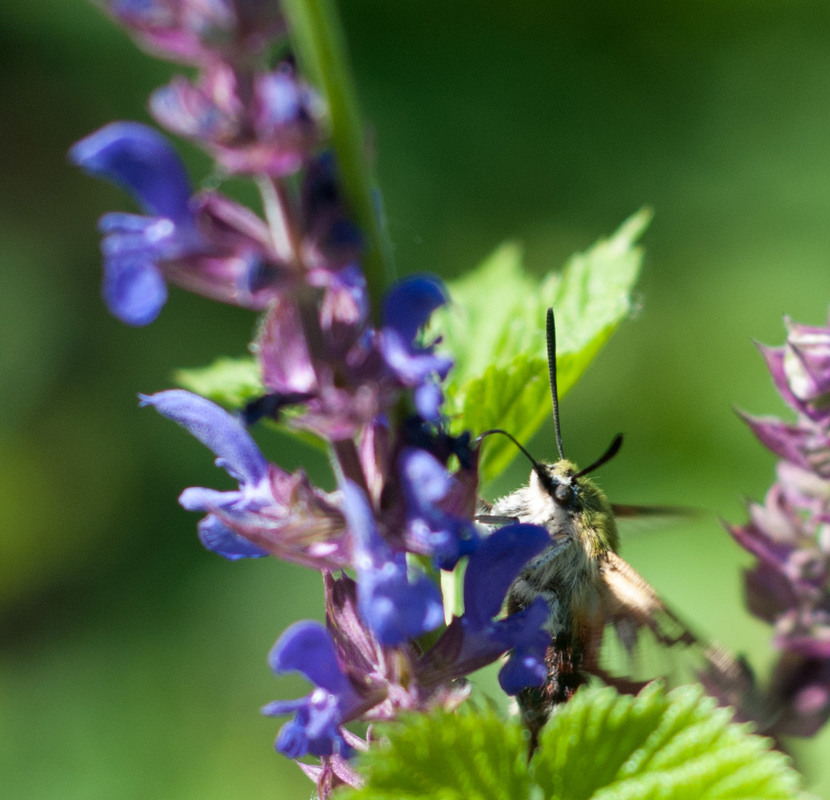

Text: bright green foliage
xmin=338 ymin=705 xmax=534 ymax=800
xmin=436 ymin=210 xmax=649 ymax=485
xmin=175 ymin=357 xmax=264 ymax=407
xmin=337 ymin=685 xmax=810 ymax=800
xmin=535 ymin=684 xmax=806 ymax=800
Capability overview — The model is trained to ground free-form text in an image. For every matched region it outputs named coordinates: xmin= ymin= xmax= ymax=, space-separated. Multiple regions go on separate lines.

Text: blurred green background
xmin=3 ymin=0 xmax=830 ymax=796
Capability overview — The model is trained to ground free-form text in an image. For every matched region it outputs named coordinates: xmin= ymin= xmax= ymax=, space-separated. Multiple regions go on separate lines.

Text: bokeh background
xmin=3 ymin=1 xmax=830 ymax=797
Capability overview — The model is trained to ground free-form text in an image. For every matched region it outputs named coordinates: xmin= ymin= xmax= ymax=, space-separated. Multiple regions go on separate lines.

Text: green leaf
xmin=534 ymin=685 xmax=807 ymax=800
xmin=336 ymin=686 xmax=810 ymax=800
xmin=435 ymin=209 xmax=650 ymax=484
xmin=338 ymin=706 xmax=534 ymax=800
xmin=174 ymin=356 xmax=264 ymax=407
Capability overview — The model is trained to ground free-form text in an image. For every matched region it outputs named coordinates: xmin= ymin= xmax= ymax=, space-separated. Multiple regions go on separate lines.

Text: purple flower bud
xmin=738 ymin=411 xmax=830 ymax=477
xmin=257 ymin=295 xmax=317 ymax=395
xmin=149 ymin=67 xmax=240 ymax=143
xmin=341 ymin=480 xmax=444 ymax=646
xmin=262 ymin=621 xmax=366 ymax=758
xmin=150 ymin=62 xmax=319 ymax=176
xmin=108 ymin=0 xmax=283 ymax=66
xmin=256 ymin=284 xmax=387 ymax=441
xmin=783 ymin=317 xmax=830 ymax=412
xmin=730 ymin=313 xmax=830 ymax=739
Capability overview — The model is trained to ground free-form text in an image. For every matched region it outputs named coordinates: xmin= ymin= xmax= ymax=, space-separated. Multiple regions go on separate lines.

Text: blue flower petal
xmin=257 ymin=69 xmax=302 ymax=125
xmin=275 ymin=702 xmax=352 ymax=758
xmin=400 ymin=448 xmax=451 ymax=504
xmin=70 ymin=121 xmax=193 ymax=225
xmin=179 ymin=486 xmax=240 ymax=511
xmin=197 ymin=515 xmax=269 ymax=560
xmin=414 ymin=379 xmax=443 ymax=421
xmin=269 ymin=621 xmax=350 ymax=695
xmin=498 ymin=646 xmax=548 ymax=695
xmin=261 ymin=697 xmax=307 ymax=717
xmin=342 ymin=480 xmax=444 ymax=645
xmin=359 ymin=565 xmax=444 ymax=645
xmin=265 ymin=622 xmax=361 ymax=759
xmin=102 ymin=255 xmax=167 ymax=326
xmin=140 ymin=390 xmax=268 ymax=486
xmin=463 ymin=524 xmax=551 ymax=628
xmin=382 ymin=275 xmax=447 ymax=345
xmin=380 ymin=275 xmax=453 ymax=385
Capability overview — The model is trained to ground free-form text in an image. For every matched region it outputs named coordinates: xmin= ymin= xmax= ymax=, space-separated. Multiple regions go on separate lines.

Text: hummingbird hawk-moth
xmin=476 ymin=309 xmax=756 ymax=748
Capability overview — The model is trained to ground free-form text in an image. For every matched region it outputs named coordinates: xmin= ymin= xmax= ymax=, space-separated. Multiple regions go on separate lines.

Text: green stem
xmin=282 ymin=0 xmax=394 ymax=322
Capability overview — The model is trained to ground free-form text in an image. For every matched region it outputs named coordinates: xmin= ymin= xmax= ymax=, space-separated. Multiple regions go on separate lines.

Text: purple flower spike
xmin=341 ymin=480 xmax=444 ymax=645
xmin=263 ymin=621 xmax=365 ymax=758
xmin=381 ymin=276 xmax=453 ymax=410
xmin=70 ymin=122 xmax=194 ymax=224
xmin=418 ymin=523 xmax=551 ymax=693
xmin=729 ymin=312 xmax=830 ymax=739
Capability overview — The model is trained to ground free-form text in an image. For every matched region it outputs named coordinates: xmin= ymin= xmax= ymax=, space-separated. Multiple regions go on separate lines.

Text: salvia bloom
xmin=69 ymin=122 xmax=283 ymax=324
xmin=72 ymin=3 xmax=555 ymax=795
xmin=728 ymin=313 xmax=830 ymax=737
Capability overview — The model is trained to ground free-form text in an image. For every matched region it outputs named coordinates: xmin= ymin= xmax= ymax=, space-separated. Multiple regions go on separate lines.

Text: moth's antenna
xmin=476 ymin=428 xmax=558 ymax=494
xmin=477 ymin=428 xmax=543 ymax=472
xmin=574 ymin=433 xmax=624 ymax=478
xmin=546 ymin=307 xmax=565 ymax=460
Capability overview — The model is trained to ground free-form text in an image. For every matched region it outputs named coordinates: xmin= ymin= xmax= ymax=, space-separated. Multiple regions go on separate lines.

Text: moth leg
xmin=474 ymin=514 xmax=521 ymax=525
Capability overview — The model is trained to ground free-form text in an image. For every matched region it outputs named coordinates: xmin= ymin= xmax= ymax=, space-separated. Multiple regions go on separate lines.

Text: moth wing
xmin=583 ymin=551 xmax=755 ymax=705
xmin=611 ymin=504 xmax=700 ymax=540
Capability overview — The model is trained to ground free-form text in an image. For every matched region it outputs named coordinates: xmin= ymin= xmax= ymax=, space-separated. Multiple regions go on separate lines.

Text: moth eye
xmin=553 ymin=483 xmax=575 ymax=506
